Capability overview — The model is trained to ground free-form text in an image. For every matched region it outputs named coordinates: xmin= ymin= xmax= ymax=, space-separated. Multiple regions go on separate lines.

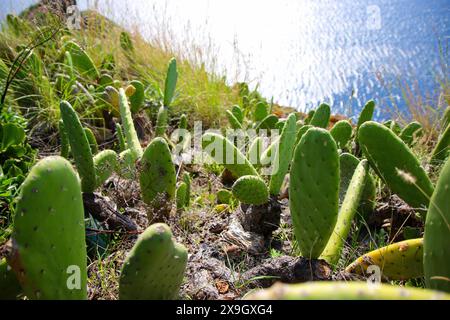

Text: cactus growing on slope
xmin=202 ymin=132 xmax=258 ymax=178
xmin=119 ymin=88 xmax=143 ymax=159
xmin=289 ymin=128 xmax=339 ymax=258
xmin=232 ymin=175 xmax=269 ymax=205
xmin=129 ymin=80 xmax=145 ymax=113
xmin=269 ymin=113 xmax=297 ymax=196
xmin=63 ymin=41 xmax=99 ymax=80
xmin=330 ymin=120 xmax=353 ymax=149
xmin=119 ymin=223 xmax=187 ymax=300
xmin=320 ymin=160 xmax=369 ymax=265
xmin=60 ymin=101 xmax=96 ymax=193
xmin=58 ymin=119 xmax=70 ymax=158
xmin=7 ymin=156 xmax=87 ymax=299
xmin=430 ymin=124 xmax=450 ymax=164
xmin=84 ymin=127 xmax=98 ymax=155
xmin=356 ymin=100 xmax=375 ymax=130
xmin=93 ymin=150 xmax=118 ymax=188
xmin=358 ymin=121 xmax=434 ymax=214
xmin=346 ymin=238 xmax=424 ymax=280
xmin=245 ymin=281 xmax=450 ymax=300
xmin=424 ymin=156 xmax=450 ymax=292
xmin=139 ymin=138 xmax=176 ymax=217
xmin=309 ymin=103 xmax=331 ymax=128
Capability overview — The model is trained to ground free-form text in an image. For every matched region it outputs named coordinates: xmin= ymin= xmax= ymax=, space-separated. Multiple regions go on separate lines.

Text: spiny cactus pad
xmin=202 ymin=132 xmax=258 ymax=178
xmin=164 ymin=58 xmax=178 ymax=107
xmin=60 ymin=100 xmax=96 ymax=193
xmin=330 ymin=120 xmax=353 ymax=149
xmin=424 ymin=156 xmax=450 ymax=292
xmin=358 ymin=121 xmax=434 ymax=213
xmin=310 ymin=103 xmax=330 ymax=128
xmin=119 ymin=88 xmax=142 ymax=159
xmin=155 ymin=106 xmax=169 ymax=137
xmin=357 ymin=100 xmax=375 ymax=130
xmin=431 ymin=124 xmax=450 ymax=164
xmin=58 ymin=119 xmax=70 ymax=158
xmin=94 ymin=150 xmax=118 ymax=188
xmin=339 ymin=153 xmax=376 ymax=218
xmin=346 ymin=238 xmax=424 ymax=280
xmin=7 ymin=156 xmax=87 ymax=299
xmin=0 ymin=258 xmax=22 ymax=300
xmin=289 ymin=127 xmax=339 ymax=258
xmin=83 ymin=127 xmax=98 ymax=155
xmin=244 ymin=281 xmax=450 ymax=300
xmin=269 ymin=113 xmax=297 ymax=195
xmin=119 ymin=223 xmax=187 ymax=300
xmin=129 ymin=80 xmax=145 ymax=113
xmin=232 ymin=175 xmax=269 ymax=205
xmin=176 ymin=182 xmax=188 ymax=209
xmin=320 ymin=160 xmax=368 ymax=265
xmin=139 ymin=138 xmax=176 ymax=210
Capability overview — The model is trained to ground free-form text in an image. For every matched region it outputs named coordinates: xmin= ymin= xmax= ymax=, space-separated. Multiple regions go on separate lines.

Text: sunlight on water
xmin=2 ymin=0 xmax=449 ymax=119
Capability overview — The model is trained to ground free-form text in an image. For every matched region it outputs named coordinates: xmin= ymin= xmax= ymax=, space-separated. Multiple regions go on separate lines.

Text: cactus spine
xmin=346 ymin=238 xmax=424 ymax=280
xmin=232 ymin=175 xmax=269 ymax=205
xmin=269 ymin=113 xmax=297 ymax=196
xmin=424 ymin=156 xmax=450 ymax=292
xmin=320 ymin=160 xmax=369 ymax=265
xmin=139 ymin=138 xmax=176 ymax=212
xmin=245 ymin=281 xmax=450 ymax=300
xmin=119 ymin=88 xmax=142 ymax=159
xmin=202 ymin=132 xmax=258 ymax=178
xmin=358 ymin=121 xmax=434 ymax=213
xmin=7 ymin=156 xmax=87 ymax=299
xmin=119 ymin=223 xmax=187 ymax=300
xmin=59 ymin=101 xmax=96 ymax=193
xmin=289 ymin=128 xmax=339 ymax=258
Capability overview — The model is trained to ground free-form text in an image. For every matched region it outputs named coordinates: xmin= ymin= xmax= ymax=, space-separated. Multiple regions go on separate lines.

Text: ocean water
xmin=2 ymin=0 xmax=449 ymax=120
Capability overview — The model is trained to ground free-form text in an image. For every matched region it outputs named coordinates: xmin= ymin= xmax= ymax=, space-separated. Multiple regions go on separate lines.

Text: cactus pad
xmin=232 ymin=175 xmax=269 ymax=205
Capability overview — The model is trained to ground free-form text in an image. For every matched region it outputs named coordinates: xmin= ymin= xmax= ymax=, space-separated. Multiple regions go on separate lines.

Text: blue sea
xmin=1 ymin=0 xmax=449 ymax=120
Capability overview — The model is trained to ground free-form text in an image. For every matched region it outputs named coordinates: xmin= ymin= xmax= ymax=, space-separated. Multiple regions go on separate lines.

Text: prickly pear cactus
xmin=255 ymin=114 xmax=278 ymax=132
xmin=139 ymin=138 xmax=176 ymax=211
xmin=119 ymin=223 xmax=187 ymax=300
xmin=155 ymin=106 xmax=168 ymax=137
xmin=182 ymin=172 xmax=191 ymax=206
xmin=431 ymin=124 xmax=450 ymax=164
xmin=247 ymin=136 xmax=263 ymax=166
xmin=232 ymin=175 xmax=269 ymax=205
xmin=176 ymin=182 xmax=188 ymax=209
xmin=117 ymin=149 xmax=136 ymax=179
xmin=346 ymin=238 xmax=424 ymax=280
xmin=310 ymin=103 xmax=330 ymax=128
xmin=358 ymin=121 xmax=434 ymax=213
xmin=202 ymin=132 xmax=258 ymax=178
xmin=320 ymin=160 xmax=369 ymax=265
xmin=119 ymin=88 xmax=142 ymax=159
xmin=244 ymin=281 xmax=450 ymax=300
xmin=217 ymin=189 xmax=232 ymax=204
xmin=226 ymin=109 xmax=243 ymax=130
xmin=63 ymin=41 xmax=99 ymax=79
xmin=254 ymin=101 xmax=269 ymax=122
xmin=7 ymin=156 xmax=87 ymax=299
xmin=84 ymin=127 xmax=98 ymax=155
xmin=58 ymin=119 xmax=70 ymax=158
xmin=93 ymin=150 xmax=118 ymax=188
xmin=295 ymin=124 xmax=312 ymax=144
xmin=129 ymin=80 xmax=145 ymax=113
xmin=330 ymin=120 xmax=352 ymax=149
xmin=424 ymin=156 xmax=450 ymax=292
xmin=164 ymin=58 xmax=178 ymax=107
xmin=115 ymin=123 xmax=127 ymax=152
xmin=289 ymin=128 xmax=339 ymax=258
xmin=269 ymin=113 xmax=297 ymax=196
xmin=339 ymin=153 xmax=376 ymax=219
xmin=231 ymin=105 xmax=244 ymax=124
xmin=400 ymin=121 xmax=423 ymax=146
xmin=60 ymin=101 xmax=96 ymax=193
xmin=0 ymin=258 xmax=22 ymax=300
xmin=356 ymin=100 xmax=375 ymax=130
